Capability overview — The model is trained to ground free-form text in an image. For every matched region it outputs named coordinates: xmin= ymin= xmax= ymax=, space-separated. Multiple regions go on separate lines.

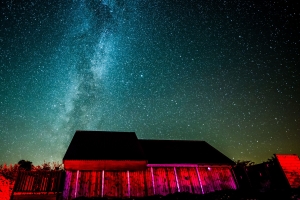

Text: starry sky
xmin=1 ymin=0 xmax=299 ymax=165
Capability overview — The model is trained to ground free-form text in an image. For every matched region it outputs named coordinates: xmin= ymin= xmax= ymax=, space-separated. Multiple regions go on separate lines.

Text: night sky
xmin=1 ymin=0 xmax=299 ymax=165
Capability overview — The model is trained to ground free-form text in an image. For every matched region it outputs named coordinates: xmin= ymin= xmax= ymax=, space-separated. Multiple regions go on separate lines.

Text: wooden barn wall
xmin=198 ymin=167 xmax=237 ymax=192
xmin=176 ymin=167 xmax=201 ymax=194
xmin=276 ymin=154 xmax=300 ymax=188
xmin=104 ymin=171 xmax=129 ymax=198
xmin=129 ymin=170 xmax=145 ymax=197
xmin=63 ymin=167 xmax=236 ymax=199
xmin=63 ymin=171 xmax=103 ymax=199
xmin=144 ymin=167 xmax=154 ymax=196
xmin=153 ymin=167 xmax=171 ymax=196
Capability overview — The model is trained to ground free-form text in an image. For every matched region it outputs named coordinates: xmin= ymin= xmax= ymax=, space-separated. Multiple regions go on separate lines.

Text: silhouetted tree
xmin=0 ymin=163 xmax=18 ymax=180
xmin=235 ymin=160 xmax=255 ymax=167
xmin=18 ymin=160 xmax=32 ymax=171
xmin=233 ymin=160 xmax=255 ymax=189
xmin=266 ymin=155 xmax=277 ymax=165
xmin=42 ymin=161 xmax=51 ymax=170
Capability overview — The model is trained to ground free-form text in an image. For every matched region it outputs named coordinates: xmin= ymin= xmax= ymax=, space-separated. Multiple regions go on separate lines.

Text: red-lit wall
xmin=63 ymin=166 xmax=237 ymax=200
xmin=0 ymin=174 xmax=15 ymax=200
xmin=276 ymin=154 xmax=300 ymax=188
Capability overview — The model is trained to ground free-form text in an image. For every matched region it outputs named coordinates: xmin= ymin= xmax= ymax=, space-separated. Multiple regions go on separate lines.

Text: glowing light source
xmin=174 ymin=167 xmax=180 ymax=192
xmin=101 ymin=170 xmax=105 ymax=197
xmin=151 ymin=167 xmax=155 ymax=195
xmin=74 ymin=170 xmax=79 ymax=198
xmin=127 ymin=170 xmax=130 ymax=197
xmin=196 ymin=167 xmax=204 ymax=194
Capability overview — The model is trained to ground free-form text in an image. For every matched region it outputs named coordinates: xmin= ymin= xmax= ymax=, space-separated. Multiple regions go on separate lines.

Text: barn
xmin=62 ymin=130 xmax=237 ymax=199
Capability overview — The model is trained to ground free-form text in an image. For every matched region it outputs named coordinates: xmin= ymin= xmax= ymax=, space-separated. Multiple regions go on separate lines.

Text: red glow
xmin=63 ymin=160 xmax=147 ymax=171
xmin=276 ymin=154 xmax=300 ymax=188
xmin=0 ymin=174 xmax=15 ymax=200
xmin=63 ymin=167 xmax=237 ymax=199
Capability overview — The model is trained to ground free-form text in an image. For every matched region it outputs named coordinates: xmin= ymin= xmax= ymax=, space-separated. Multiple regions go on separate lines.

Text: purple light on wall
xmin=151 ymin=167 xmax=155 ymax=195
xmin=101 ymin=170 xmax=104 ymax=197
xmin=74 ymin=170 xmax=79 ymax=198
xmin=196 ymin=167 xmax=204 ymax=194
xmin=174 ymin=167 xmax=180 ymax=192
xmin=127 ymin=170 xmax=130 ymax=197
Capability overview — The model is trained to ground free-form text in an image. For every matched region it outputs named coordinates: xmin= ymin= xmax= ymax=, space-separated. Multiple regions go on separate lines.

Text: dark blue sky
xmin=1 ymin=0 xmax=299 ymax=165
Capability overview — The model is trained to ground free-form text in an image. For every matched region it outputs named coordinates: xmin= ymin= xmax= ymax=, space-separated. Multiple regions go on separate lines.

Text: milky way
xmin=0 ymin=0 xmax=299 ymax=165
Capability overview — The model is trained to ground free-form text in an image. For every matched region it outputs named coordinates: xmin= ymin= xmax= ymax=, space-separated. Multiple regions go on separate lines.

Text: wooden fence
xmin=12 ymin=171 xmax=64 ymax=195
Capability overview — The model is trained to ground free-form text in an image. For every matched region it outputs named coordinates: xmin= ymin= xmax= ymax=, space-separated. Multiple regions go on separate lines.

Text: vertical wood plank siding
xmin=167 ymin=167 xmax=178 ymax=194
xmin=70 ymin=170 xmax=78 ymax=199
xmin=176 ymin=167 xmax=193 ymax=193
xmin=219 ymin=167 xmax=237 ymax=190
xmin=145 ymin=167 xmax=154 ymax=196
xmin=198 ymin=167 xmax=214 ymax=193
xmin=63 ymin=167 xmax=236 ymax=199
xmin=130 ymin=170 xmax=145 ymax=197
xmin=153 ymin=167 xmax=170 ymax=196
xmin=103 ymin=171 xmax=129 ymax=198
xmin=62 ymin=171 xmax=72 ymax=199
xmin=191 ymin=167 xmax=203 ymax=194
xmin=276 ymin=154 xmax=300 ymax=188
xmin=198 ymin=167 xmax=237 ymax=193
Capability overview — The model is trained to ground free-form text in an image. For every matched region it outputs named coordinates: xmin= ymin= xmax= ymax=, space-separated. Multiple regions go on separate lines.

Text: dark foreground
xmin=74 ymin=188 xmax=300 ymax=200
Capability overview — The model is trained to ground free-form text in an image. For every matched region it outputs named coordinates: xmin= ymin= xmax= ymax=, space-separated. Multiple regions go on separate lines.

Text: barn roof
xmin=63 ymin=130 xmax=146 ymax=161
xmin=63 ymin=131 xmax=235 ymax=170
xmin=139 ymin=139 xmax=235 ymax=165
